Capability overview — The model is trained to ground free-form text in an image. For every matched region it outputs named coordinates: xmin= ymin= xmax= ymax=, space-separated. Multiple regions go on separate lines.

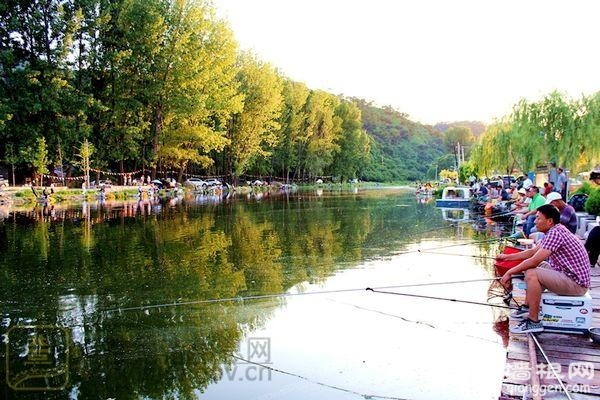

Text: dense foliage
xmin=470 ymin=91 xmax=600 ymax=177
xmin=0 ymin=0 xmax=465 ymax=184
xmin=355 ymin=100 xmax=446 ymax=181
xmin=0 ymin=0 xmax=376 ymax=184
xmin=433 ymin=121 xmax=486 ymax=138
xmin=585 ymin=188 xmax=600 ymax=215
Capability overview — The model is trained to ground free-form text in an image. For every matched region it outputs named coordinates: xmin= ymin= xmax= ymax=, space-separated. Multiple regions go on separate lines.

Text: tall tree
xmin=111 ymin=0 xmax=242 ymax=178
xmin=443 ymin=125 xmax=474 ymax=165
xmin=0 ymin=0 xmax=89 ymax=171
xmin=272 ymin=79 xmax=310 ymax=182
xmin=226 ymin=52 xmax=283 ymax=178
xmin=330 ymin=100 xmax=370 ymax=181
xmin=299 ymin=90 xmax=341 ymax=178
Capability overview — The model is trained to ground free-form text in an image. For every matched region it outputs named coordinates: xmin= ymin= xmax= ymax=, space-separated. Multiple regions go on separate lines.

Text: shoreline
xmin=0 ymin=183 xmax=417 ymax=208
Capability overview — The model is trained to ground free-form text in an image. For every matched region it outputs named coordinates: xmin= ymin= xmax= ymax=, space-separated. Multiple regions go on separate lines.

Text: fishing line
xmin=324 ymin=298 xmax=504 ymax=345
xmin=100 ymin=278 xmax=503 ymax=314
xmin=324 ymin=298 xmax=436 ymax=328
xmin=273 ymin=223 xmax=463 ymax=262
xmin=393 ymin=237 xmax=502 ymax=255
xmin=231 ymin=355 xmax=411 ymax=400
xmin=530 ymin=333 xmax=574 ymax=400
xmin=471 ymin=209 xmax=516 ymax=219
xmin=416 ymin=250 xmax=499 ymax=259
xmin=366 ymin=287 xmax=512 ymax=310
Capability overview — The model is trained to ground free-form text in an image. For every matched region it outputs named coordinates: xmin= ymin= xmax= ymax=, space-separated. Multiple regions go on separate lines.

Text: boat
xmin=440 ymin=207 xmax=470 ymax=222
xmin=435 ymin=186 xmax=472 ymax=208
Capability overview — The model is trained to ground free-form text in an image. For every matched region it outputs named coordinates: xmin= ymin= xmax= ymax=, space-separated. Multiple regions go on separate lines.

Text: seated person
xmin=488 ymin=185 xmax=499 ymax=200
xmin=499 ymin=204 xmax=590 ymax=333
xmin=500 ymin=187 xmax=511 ymax=201
xmin=545 ymin=192 xmax=577 ymax=233
xmin=512 ymin=188 xmax=529 ymax=212
xmin=477 ymin=184 xmax=488 ymax=198
xmin=585 ymin=226 xmax=600 ymax=267
xmin=518 ymin=186 xmax=546 ymax=236
xmin=543 ymin=181 xmax=555 ymax=196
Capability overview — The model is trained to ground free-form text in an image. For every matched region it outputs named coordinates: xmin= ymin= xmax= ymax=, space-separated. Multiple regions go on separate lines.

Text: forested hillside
xmin=434 ymin=121 xmax=486 ymax=138
xmin=354 ymin=99 xmax=446 ymax=181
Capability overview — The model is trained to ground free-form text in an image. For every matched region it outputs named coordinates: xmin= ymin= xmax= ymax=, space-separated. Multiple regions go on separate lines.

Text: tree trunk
xmin=152 ymin=100 xmax=163 ymax=180
xmin=120 ymin=159 xmax=124 ymax=185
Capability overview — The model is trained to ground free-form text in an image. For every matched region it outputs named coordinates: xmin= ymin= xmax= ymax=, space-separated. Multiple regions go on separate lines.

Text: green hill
xmin=433 ymin=121 xmax=486 ymax=138
xmin=352 ymin=99 xmax=447 ymax=182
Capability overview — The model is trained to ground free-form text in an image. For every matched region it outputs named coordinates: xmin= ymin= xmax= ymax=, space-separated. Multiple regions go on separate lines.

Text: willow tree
xmin=226 ymin=52 xmax=283 ymax=178
xmin=472 ymin=99 xmax=546 ymax=175
xmin=469 ymin=125 xmax=498 ymax=176
xmin=471 ymin=91 xmax=600 ymax=176
xmin=510 ymin=92 xmax=586 ymax=172
xmin=571 ymin=92 xmax=600 ymax=171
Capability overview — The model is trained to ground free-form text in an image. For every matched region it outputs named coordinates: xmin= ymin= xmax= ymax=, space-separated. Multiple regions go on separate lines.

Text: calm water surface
xmin=0 ymin=187 xmax=511 ymax=399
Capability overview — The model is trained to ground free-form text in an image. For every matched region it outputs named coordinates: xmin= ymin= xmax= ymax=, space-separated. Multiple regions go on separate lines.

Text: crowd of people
xmin=480 ymin=167 xmax=598 ymax=335
xmin=498 ymin=204 xmax=590 ymax=334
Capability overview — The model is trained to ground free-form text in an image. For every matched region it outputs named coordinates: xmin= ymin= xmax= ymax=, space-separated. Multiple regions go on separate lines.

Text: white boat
xmin=440 ymin=207 xmax=470 ymax=222
xmin=435 ymin=186 xmax=472 ymax=208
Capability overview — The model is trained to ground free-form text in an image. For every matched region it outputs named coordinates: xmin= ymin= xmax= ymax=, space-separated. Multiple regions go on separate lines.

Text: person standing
xmin=548 ymin=164 xmax=558 ymax=188
xmin=556 ymin=167 xmax=568 ymax=199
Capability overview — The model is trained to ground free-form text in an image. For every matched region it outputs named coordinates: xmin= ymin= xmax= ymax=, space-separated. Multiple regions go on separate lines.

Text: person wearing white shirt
xmin=522 ymin=175 xmax=533 ymax=190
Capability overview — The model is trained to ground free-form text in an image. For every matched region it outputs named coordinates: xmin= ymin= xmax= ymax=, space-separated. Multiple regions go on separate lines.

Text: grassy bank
xmin=2 ymin=186 xmax=141 ymax=206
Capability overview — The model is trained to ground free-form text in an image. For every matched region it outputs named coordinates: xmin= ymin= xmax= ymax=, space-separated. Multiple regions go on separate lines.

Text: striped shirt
xmin=539 ymin=223 xmax=590 ymax=287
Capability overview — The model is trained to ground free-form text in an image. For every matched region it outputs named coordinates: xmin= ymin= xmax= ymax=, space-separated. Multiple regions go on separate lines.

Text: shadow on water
xmin=0 ymin=188 xmax=507 ymax=399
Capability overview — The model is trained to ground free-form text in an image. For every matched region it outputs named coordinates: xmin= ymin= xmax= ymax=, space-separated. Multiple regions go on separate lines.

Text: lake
xmin=0 ymin=187 xmax=511 ymax=399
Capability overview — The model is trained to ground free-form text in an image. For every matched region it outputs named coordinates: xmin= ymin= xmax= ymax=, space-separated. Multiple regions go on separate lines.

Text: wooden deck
xmin=499 ymin=267 xmax=600 ymax=399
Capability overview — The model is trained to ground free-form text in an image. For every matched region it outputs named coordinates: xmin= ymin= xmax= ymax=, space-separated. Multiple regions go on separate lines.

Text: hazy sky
xmin=213 ymin=0 xmax=600 ymax=125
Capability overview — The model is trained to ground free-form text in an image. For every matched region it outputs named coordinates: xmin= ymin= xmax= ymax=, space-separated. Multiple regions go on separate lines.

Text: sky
xmin=213 ymin=0 xmax=600 ymax=125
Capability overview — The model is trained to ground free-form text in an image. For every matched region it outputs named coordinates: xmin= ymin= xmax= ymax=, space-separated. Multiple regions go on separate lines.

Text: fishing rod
xmin=530 ymin=333 xmax=574 ymax=400
xmin=416 ymin=249 xmax=499 ymax=260
xmin=394 ymin=237 xmax=502 ymax=255
xmin=366 ymin=286 xmax=512 ymax=310
xmin=100 ymin=278 xmax=503 ymax=314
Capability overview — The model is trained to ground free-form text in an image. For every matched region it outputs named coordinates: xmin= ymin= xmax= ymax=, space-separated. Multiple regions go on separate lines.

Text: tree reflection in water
xmin=0 ymin=189 xmax=496 ymax=398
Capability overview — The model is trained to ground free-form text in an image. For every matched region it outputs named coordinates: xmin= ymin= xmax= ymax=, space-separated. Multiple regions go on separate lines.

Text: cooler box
xmin=510 ymin=277 xmax=592 ymax=334
xmin=540 ymin=291 xmax=592 ymax=334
